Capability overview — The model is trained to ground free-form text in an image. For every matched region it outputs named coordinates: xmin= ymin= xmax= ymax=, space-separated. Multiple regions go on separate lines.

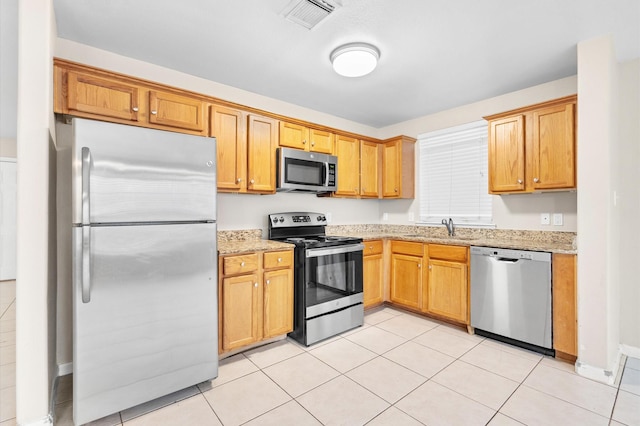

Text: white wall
xmin=575 ymin=35 xmax=620 ymax=384
xmin=0 ymin=138 xmax=17 ymax=158
xmin=15 ymin=0 xmax=57 ymax=424
xmin=617 ymin=58 xmax=640 ymax=352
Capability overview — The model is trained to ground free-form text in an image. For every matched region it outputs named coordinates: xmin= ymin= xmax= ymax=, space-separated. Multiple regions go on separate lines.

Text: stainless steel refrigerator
xmin=69 ymin=118 xmax=218 ymax=424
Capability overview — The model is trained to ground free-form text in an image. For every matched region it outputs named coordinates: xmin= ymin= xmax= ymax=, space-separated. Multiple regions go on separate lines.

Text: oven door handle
xmin=306 ymin=243 xmax=364 ymax=258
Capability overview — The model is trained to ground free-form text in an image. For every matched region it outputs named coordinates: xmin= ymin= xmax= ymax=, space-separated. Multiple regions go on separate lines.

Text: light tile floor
xmin=1 ymin=280 xmax=639 ymax=425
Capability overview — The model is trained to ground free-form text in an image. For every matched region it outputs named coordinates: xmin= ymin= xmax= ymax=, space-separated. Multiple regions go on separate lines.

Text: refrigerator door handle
xmin=81 ymin=147 xmax=92 ymax=303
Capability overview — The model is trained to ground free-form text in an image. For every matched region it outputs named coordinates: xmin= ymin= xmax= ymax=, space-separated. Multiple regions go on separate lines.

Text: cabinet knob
xmin=417 ymin=264 xmax=421 ymax=269
xmin=394 ymin=188 xmax=398 ymax=192
xmin=132 ymin=107 xmax=139 ymax=112
xmin=311 ymin=142 xmax=315 ymax=146
xmin=151 ymin=110 xmax=157 ymax=115
xmin=429 ymin=265 xmax=432 ymax=270
xmin=302 ymin=139 xmax=307 ymax=144
xmin=266 ymin=280 xmax=270 ymax=285
xmin=533 ymin=177 xmax=540 ymax=183
xmin=240 ymin=261 xmax=245 ymax=267
xmin=250 ymin=179 xmax=255 ymax=184
xmin=254 ymin=282 xmax=258 ymax=288
xmin=277 ymin=257 xmax=282 ymax=262
xmin=236 ymin=178 xmax=242 ymax=183
xmin=517 ymin=179 xmax=523 ymax=184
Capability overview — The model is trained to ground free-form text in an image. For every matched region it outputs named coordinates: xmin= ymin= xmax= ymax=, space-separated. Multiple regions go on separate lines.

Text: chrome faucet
xmin=442 ymin=218 xmax=455 ymax=237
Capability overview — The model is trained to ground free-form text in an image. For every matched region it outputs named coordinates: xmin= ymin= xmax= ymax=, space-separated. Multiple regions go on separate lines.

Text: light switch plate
xmin=553 ymin=213 xmax=563 ymax=226
xmin=326 ymin=212 xmax=332 ymax=223
xmin=540 ymin=213 xmax=550 ymax=225
xmin=383 ymin=213 xmax=389 ymax=221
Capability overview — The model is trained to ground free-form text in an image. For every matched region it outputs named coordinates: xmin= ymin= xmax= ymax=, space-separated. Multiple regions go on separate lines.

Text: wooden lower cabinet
xmin=389 ymin=241 xmax=424 ymax=310
xmin=363 ymin=240 xmax=384 ymax=308
xmin=552 ymin=253 xmax=577 ymax=359
xmin=219 ymin=250 xmax=293 ymax=354
xmin=426 ymin=259 xmax=468 ymax=323
xmin=222 ymin=273 xmax=260 ymax=351
xmin=263 ymin=268 xmax=294 ymax=338
xmin=424 ymin=244 xmax=469 ymax=324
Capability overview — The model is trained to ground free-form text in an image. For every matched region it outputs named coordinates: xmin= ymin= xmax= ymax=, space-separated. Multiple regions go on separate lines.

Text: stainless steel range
xmin=268 ymin=212 xmax=364 ymax=346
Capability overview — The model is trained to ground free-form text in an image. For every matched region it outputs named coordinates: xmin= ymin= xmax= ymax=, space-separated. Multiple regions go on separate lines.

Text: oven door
xmin=304 ymin=243 xmax=364 ymax=318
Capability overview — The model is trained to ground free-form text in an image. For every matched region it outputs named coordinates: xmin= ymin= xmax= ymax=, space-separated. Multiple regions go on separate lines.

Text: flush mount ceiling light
xmin=330 ymin=43 xmax=380 ymax=77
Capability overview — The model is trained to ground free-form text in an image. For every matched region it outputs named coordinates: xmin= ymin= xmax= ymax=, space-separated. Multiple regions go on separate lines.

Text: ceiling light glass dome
xmin=330 ymin=43 xmax=380 ymax=77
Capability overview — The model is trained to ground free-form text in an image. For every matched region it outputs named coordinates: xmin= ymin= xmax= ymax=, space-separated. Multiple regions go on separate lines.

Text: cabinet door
xmin=552 ymin=253 xmax=577 ymax=358
xmin=488 ymin=115 xmax=525 ymax=193
xmin=390 ymin=253 xmax=422 ymax=310
xmin=211 ymin=105 xmax=246 ymax=191
xmin=382 ymin=140 xmax=401 ymax=197
xmin=247 ymin=114 xmax=278 ymax=193
xmin=279 ymin=121 xmax=309 ymax=150
xmin=263 ymin=268 xmax=293 ymax=338
xmin=67 ymin=71 xmax=140 ymax=122
xmin=360 ymin=141 xmax=380 ymax=198
xmin=427 ymin=259 xmax=468 ymax=323
xmin=222 ymin=274 xmax=260 ymax=351
xmin=309 ymin=129 xmax=334 ymax=154
xmin=532 ymin=103 xmax=575 ymax=190
xmin=148 ymin=90 xmax=207 ymax=132
xmin=334 ymin=134 xmax=360 ymax=196
xmin=363 ymin=253 xmax=383 ymax=308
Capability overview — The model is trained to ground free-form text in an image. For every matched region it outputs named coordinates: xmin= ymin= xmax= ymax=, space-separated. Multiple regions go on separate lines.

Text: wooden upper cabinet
xmin=279 ymin=121 xmax=334 ymax=154
xmin=309 ymin=128 xmax=334 ymax=154
xmin=148 ymin=90 xmax=207 ymax=133
xmin=279 ymin=121 xmax=309 ymax=150
xmin=211 ymin=105 xmax=247 ymax=192
xmin=485 ymin=95 xmax=577 ymax=194
xmin=382 ymin=136 xmax=415 ymax=199
xmin=488 ymin=115 xmax=525 ymax=193
xmin=66 ymin=71 xmax=140 ymax=122
xmin=247 ymin=114 xmax=278 ymax=194
xmin=360 ymin=140 xmax=380 ymax=198
xmin=532 ymin=103 xmax=575 ymax=190
xmin=334 ymin=134 xmax=361 ymax=197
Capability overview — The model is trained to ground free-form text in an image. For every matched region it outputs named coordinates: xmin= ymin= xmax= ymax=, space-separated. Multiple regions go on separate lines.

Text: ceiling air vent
xmin=285 ymin=0 xmax=335 ymax=29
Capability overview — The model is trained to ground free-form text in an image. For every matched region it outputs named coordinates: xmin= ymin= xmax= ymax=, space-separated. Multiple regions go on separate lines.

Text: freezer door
xmin=72 ymin=223 xmax=218 ymax=425
xmin=71 ymin=118 xmax=216 ymax=224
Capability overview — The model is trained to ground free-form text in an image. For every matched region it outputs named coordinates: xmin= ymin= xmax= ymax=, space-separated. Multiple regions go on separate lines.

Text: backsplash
xmin=326 ymin=224 xmax=577 ymax=247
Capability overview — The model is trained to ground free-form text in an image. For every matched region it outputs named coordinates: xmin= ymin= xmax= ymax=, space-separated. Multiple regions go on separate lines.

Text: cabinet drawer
xmin=391 ymin=240 xmax=423 ymax=256
xmin=263 ymin=250 xmax=293 ymax=269
xmin=223 ymin=253 xmax=259 ymax=275
xmin=428 ymin=244 xmax=468 ymax=262
xmin=364 ymin=240 xmax=383 ymax=256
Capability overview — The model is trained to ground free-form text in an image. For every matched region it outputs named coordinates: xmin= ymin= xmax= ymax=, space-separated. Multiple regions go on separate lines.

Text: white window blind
xmin=418 ymin=120 xmax=492 ymax=225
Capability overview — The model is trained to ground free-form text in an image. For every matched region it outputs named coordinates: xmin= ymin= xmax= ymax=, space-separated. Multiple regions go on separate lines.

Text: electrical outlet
xmin=408 ymin=212 xmax=415 ymax=222
xmin=383 ymin=212 xmax=389 ymax=221
xmin=553 ymin=213 xmax=563 ymax=226
xmin=540 ymin=213 xmax=550 ymax=225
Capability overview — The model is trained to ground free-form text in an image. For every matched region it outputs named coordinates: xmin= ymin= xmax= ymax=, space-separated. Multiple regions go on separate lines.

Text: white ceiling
xmin=1 ymin=1 xmax=639 ymax=138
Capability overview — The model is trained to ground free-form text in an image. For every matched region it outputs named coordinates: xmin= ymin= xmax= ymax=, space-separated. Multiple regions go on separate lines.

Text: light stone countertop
xmin=216 ymin=225 xmax=576 ymax=255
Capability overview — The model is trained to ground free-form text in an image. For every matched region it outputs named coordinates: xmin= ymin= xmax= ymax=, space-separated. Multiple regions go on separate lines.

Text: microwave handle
xmin=324 ymin=162 xmax=329 ymax=185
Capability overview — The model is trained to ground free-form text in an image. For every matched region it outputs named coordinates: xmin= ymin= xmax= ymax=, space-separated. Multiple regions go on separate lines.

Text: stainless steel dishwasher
xmin=470 ymin=246 xmax=553 ymax=354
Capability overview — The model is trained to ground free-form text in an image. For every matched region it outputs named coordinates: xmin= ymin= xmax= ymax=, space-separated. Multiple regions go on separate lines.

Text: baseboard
xmin=620 ymin=343 xmax=640 ymax=359
xmin=576 ymin=348 xmax=622 ymax=385
xmin=57 ymin=362 xmax=72 ymax=376
xmin=21 ymin=414 xmax=53 ymax=426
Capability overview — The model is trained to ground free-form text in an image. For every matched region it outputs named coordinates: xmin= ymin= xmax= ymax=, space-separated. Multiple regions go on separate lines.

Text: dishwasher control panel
xmin=470 ymin=246 xmax=550 ymax=262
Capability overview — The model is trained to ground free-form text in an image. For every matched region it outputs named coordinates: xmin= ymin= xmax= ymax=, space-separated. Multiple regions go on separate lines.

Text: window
xmin=418 ymin=120 xmax=492 ymax=226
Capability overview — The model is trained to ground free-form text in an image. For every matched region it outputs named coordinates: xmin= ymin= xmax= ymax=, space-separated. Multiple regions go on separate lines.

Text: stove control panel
xmin=268 ymin=212 xmax=328 ymax=228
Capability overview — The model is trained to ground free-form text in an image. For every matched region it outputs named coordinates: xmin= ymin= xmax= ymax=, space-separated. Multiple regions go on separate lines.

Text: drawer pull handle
xmin=266 ymin=280 xmax=270 ymax=285
xmin=132 ymin=107 xmax=139 ymax=112
xmin=254 ymin=282 xmax=258 ymax=288
xmin=277 ymin=257 xmax=282 ymax=262
xmin=151 ymin=110 xmax=157 ymax=115
xmin=240 ymin=261 xmax=245 ymax=267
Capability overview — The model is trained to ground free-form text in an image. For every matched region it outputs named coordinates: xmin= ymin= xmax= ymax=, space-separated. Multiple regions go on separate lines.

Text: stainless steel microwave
xmin=277 ymin=147 xmax=337 ymax=192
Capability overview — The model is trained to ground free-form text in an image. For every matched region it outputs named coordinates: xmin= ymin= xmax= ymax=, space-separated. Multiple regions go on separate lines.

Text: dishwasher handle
xmin=493 ymin=256 xmax=520 ymax=263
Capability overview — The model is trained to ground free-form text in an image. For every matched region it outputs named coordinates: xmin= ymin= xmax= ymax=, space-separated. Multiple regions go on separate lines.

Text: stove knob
xmin=317 ymin=216 xmax=323 ymax=221
xmin=279 ymin=217 xmax=284 ymax=223
xmin=272 ymin=217 xmax=278 ymax=223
